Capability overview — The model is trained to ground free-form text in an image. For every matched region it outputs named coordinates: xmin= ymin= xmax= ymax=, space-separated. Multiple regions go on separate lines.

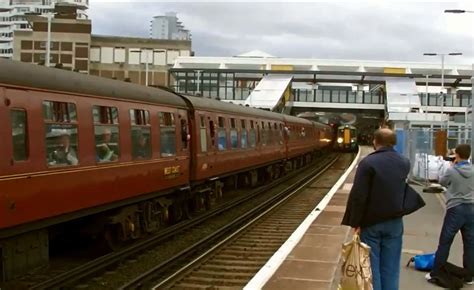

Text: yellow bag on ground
xmin=338 ymin=233 xmax=373 ymax=290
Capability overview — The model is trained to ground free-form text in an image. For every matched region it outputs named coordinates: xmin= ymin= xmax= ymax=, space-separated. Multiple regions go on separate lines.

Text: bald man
xmin=342 ymin=128 xmax=411 ymax=290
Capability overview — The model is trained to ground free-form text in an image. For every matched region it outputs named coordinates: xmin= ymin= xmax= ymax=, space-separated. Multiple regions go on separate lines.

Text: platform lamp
xmin=130 ymin=49 xmax=151 ymax=86
xmin=445 ymin=9 xmax=474 ymax=160
xmin=423 ymin=52 xmax=462 ymax=155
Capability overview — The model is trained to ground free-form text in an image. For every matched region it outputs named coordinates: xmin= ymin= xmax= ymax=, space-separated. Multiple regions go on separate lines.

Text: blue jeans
xmin=361 ymin=218 xmax=404 ymax=290
xmin=432 ymin=203 xmax=474 ymax=276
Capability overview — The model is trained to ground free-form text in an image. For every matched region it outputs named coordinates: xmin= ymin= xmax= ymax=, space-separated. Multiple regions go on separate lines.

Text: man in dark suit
xmin=342 ymin=128 xmax=411 ymax=290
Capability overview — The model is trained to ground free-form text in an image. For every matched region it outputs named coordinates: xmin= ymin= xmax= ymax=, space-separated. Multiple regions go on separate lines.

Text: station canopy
xmin=244 ymin=75 xmax=293 ymax=112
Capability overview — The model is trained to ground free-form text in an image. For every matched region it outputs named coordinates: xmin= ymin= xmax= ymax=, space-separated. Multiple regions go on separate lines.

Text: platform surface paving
xmin=262 ymin=147 xmax=473 ymax=290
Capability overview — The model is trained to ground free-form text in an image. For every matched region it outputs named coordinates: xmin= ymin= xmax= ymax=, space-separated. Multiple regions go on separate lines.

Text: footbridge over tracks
xmin=171 ymin=54 xmax=472 ymax=116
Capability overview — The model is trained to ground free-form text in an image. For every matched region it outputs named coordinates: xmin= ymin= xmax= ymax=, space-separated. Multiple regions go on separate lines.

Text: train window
xmin=268 ymin=122 xmax=273 ymax=145
xmin=180 ymin=119 xmax=188 ymax=150
xmin=43 ymin=101 xmax=77 ymax=123
xmin=159 ymin=112 xmax=176 ymax=157
xmin=241 ymin=120 xmax=247 ymax=149
xmin=131 ymin=127 xmax=151 ymax=160
xmin=10 ymin=109 xmax=29 ymax=161
xmin=130 ymin=109 xmax=150 ymax=126
xmin=260 ymin=122 xmax=265 ymax=146
xmin=230 ymin=118 xmax=238 ymax=149
xmin=93 ymin=106 xmax=120 ymax=163
xmin=217 ymin=117 xmax=226 ymax=151
xmin=130 ymin=109 xmax=151 ymax=160
xmin=44 ymin=101 xmax=79 ymax=167
xmin=209 ymin=119 xmax=215 ymax=147
xmin=95 ymin=125 xmax=120 ymax=162
xmin=279 ymin=124 xmax=284 ymax=143
xmin=249 ymin=122 xmax=256 ymax=148
xmin=93 ymin=106 xmax=118 ymax=124
xmin=200 ymin=116 xmax=207 ymax=152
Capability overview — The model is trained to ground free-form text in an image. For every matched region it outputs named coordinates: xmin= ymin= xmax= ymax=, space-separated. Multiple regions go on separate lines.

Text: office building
xmin=0 ymin=0 xmax=88 ymax=59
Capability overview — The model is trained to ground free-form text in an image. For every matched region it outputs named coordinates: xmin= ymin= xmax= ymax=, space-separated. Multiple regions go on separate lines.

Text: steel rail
xmin=30 ymin=154 xmax=334 ymax=289
xmin=120 ymin=154 xmax=340 ymax=289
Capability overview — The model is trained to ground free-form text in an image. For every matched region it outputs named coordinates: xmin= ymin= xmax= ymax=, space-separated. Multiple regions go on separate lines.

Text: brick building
xmin=12 ymin=3 xmax=192 ymax=86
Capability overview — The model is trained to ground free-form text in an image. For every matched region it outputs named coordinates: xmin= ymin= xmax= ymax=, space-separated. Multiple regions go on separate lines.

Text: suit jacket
xmin=342 ymin=147 xmax=411 ymax=228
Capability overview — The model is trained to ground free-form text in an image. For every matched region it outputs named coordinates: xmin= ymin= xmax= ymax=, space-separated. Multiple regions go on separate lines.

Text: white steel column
xmin=45 ymin=13 xmax=53 ymax=67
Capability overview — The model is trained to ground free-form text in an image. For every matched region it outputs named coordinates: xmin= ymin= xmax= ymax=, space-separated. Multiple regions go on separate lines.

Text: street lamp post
xmin=144 ymin=49 xmax=150 ymax=87
xmin=445 ymin=9 xmax=474 ymax=159
xmin=423 ymin=52 xmax=462 ymax=125
xmin=130 ymin=49 xmax=151 ymax=86
xmin=45 ymin=13 xmax=53 ymax=67
xmin=25 ymin=12 xmax=55 ymax=67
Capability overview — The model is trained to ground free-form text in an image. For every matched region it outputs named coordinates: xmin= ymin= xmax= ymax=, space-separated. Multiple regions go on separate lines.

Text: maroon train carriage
xmin=0 ymin=59 xmax=333 ymax=280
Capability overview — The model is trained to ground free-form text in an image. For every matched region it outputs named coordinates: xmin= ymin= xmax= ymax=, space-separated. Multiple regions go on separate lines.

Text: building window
xmin=130 ymin=109 xmax=151 ymax=160
xmin=93 ymin=106 xmax=120 ymax=163
xmin=10 ymin=109 xmax=29 ymax=161
xmin=61 ymin=42 xmax=73 ymax=51
xmin=159 ymin=112 xmax=176 ymax=157
xmin=114 ymin=47 xmax=126 ymax=63
xmin=75 ymin=59 xmax=88 ymax=71
xmin=21 ymin=40 xmax=32 ymax=50
xmin=20 ymin=53 xmax=32 ymax=63
xmin=90 ymin=46 xmax=100 ymax=62
xmin=43 ymin=101 xmax=79 ymax=167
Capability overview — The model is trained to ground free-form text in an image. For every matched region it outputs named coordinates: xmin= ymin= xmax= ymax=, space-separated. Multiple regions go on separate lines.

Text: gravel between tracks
xmin=160 ymin=153 xmax=353 ymax=289
xmin=14 ymin=154 xmax=350 ymax=290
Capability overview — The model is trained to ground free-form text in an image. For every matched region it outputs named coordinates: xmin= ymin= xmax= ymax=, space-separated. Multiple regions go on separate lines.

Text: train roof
xmin=0 ymin=59 xmax=325 ymax=127
xmin=0 ymin=59 xmax=187 ymax=108
xmin=181 ymin=95 xmax=285 ymax=121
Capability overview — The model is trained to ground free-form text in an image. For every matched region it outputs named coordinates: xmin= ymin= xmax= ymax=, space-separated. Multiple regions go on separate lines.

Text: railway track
xmin=17 ymin=154 xmax=340 ymax=289
xmin=120 ymin=153 xmax=354 ymax=289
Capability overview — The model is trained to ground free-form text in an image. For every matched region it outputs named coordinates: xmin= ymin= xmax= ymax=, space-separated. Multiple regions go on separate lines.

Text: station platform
xmin=245 ymin=146 xmax=474 ymax=290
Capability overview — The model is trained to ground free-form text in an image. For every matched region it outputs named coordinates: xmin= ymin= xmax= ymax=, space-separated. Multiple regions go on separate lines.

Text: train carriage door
xmin=205 ymin=114 xmax=217 ymax=171
xmin=2 ymin=88 xmax=39 ymax=174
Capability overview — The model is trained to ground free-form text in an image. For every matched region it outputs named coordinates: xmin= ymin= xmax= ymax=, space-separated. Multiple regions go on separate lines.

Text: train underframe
xmin=0 ymin=150 xmax=322 ymax=281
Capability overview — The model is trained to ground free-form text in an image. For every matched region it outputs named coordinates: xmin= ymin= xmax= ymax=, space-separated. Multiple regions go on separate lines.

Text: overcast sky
xmin=89 ymin=0 xmax=474 ymax=64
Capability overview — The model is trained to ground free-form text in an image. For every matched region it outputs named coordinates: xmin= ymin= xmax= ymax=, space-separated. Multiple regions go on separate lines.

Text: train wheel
xmin=169 ymin=201 xmax=191 ymax=223
xmin=273 ymin=165 xmax=281 ymax=180
xmin=170 ymin=202 xmax=185 ymax=223
xmin=249 ymin=170 xmax=258 ymax=187
xmin=104 ymin=224 xmax=125 ymax=251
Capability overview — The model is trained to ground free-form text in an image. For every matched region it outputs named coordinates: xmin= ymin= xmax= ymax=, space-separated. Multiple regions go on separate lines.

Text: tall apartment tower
xmin=0 ymin=0 xmax=88 ymax=59
xmin=151 ymin=12 xmax=191 ymax=41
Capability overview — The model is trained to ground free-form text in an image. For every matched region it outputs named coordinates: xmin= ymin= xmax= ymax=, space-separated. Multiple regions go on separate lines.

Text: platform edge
xmin=244 ymin=148 xmax=362 ymax=290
